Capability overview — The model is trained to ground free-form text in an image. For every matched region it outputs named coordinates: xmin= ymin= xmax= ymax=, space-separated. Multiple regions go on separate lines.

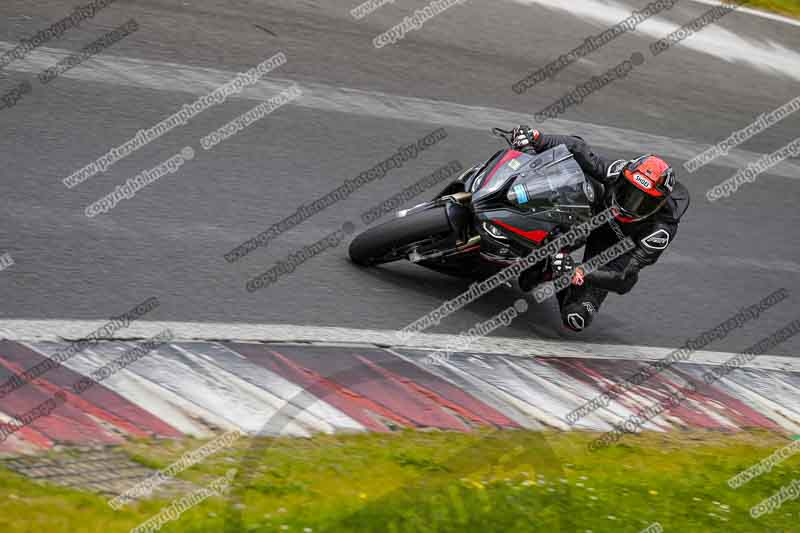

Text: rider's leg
xmin=556 ymin=233 xmax=623 ymax=331
xmin=558 ymin=284 xmax=607 ymax=332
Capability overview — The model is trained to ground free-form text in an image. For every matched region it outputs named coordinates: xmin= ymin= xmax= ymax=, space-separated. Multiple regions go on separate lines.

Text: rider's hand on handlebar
xmin=551 ymin=253 xmax=574 ymax=276
xmin=552 ymin=253 xmax=581 ymax=283
xmin=511 ymin=126 xmax=541 ymax=151
xmin=553 ymin=253 xmax=586 ymax=286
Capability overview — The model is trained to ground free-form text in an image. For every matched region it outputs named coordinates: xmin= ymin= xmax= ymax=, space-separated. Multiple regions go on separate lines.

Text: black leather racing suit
xmin=527 ymin=134 xmax=690 ymax=332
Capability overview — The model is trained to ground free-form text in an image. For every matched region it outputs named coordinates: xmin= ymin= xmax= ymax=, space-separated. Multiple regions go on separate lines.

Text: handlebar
xmin=491 ymin=127 xmax=514 ymax=147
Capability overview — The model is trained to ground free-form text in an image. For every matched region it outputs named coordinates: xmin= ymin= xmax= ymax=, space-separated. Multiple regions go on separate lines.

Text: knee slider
xmin=562 ymin=301 xmax=596 ymax=332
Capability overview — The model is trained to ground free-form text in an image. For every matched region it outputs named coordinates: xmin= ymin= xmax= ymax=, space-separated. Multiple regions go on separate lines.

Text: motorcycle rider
xmin=511 ymin=126 xmax=690 ymax=332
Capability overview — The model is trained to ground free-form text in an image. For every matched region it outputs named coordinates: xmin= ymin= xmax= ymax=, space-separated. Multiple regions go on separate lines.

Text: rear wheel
xmin=348 ymin=207 xmax=453 ymax=266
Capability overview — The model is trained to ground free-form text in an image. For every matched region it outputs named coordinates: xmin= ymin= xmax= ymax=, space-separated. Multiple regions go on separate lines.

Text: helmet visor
xmin=612 ymin=181 xmax=666 ymax=220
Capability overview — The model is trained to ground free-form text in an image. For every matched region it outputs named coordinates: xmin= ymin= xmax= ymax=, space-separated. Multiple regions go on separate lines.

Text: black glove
xmin=512 ymin=126 xmax=541 ymax=152
xmin=552 ymin=252 xmax=586 ymax=285
xmin=551 ymin=253 xmax=576 ymax=277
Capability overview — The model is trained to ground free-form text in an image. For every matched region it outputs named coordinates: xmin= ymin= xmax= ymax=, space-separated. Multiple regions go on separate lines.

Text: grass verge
xmin=0 ymin=429 xmax=798 ymax=532
xmin=740 ymin=0 xmax=800 ymax=19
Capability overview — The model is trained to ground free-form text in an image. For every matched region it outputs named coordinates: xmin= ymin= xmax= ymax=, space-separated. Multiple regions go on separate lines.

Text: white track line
xmin=1 ymin=320 xmax=798 ymax=373
xmin=514 ymin=0 xmax=800 ymax=82
xmin=2 ymin=42 xmax=800 ymax=180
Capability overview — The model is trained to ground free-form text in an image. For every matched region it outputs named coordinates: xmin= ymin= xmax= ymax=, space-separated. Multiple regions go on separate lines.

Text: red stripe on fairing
xmin=492 ymin=220 xmax=549 ymax=244
xmin=479 ymin=150 xmax=524 ymax=189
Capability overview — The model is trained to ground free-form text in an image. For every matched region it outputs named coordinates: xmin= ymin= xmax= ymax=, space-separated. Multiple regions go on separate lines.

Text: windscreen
xmin=473 ymin=145 xmax=594 ymax=221
xmin=509 ymin=144 xmax=593 ymax=211
xmin=471 ymin=150 xmax=534 ymax=198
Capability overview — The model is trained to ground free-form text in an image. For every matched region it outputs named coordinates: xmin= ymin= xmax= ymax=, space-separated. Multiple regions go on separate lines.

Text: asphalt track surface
xmin=0 ymin=0 xmax=798 ymax=356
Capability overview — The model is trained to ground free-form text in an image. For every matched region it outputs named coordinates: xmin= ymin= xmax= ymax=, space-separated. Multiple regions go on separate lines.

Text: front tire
xmin=349 ymin=207 xmax=453 ymax=266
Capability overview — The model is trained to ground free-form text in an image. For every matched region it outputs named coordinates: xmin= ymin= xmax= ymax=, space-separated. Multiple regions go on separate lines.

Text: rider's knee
xmin=561 ymin=300 xmax=598 ymax=332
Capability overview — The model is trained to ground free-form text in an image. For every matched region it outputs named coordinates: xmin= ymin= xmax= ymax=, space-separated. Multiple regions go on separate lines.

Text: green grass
xmin=742 ymin=0 xmax=800 ymax=18
xmin=1 ymin=429 xmax=800 ymax=532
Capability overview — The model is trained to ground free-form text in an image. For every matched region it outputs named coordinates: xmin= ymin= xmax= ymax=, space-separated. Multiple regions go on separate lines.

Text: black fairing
xmin=470 ymin=146 xmax=593 ymax=255
xmin=385 ymin=143 xmax=596 ymax=283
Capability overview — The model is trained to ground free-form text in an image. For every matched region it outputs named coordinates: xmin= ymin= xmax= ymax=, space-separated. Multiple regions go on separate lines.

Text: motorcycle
xmin=348 ymin=128 xmax=598 ymax=290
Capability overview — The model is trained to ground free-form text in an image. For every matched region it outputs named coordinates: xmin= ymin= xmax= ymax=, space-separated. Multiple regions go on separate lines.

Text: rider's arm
xmin=582 ymin=223 xmax=676 ymax=295
xmin=533 ymin=134 xmax=627 ymax=185
xmin=583 ymin=259 xmax=642 ymax=294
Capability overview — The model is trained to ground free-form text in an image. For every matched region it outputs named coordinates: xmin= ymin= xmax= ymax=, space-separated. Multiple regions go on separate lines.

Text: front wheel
xmin=349 ymin=206 xmax=454 ymax=267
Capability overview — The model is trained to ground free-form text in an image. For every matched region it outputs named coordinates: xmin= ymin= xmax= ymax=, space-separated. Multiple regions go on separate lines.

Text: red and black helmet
xmin=610 ymin=155 xmax=675 ymax=223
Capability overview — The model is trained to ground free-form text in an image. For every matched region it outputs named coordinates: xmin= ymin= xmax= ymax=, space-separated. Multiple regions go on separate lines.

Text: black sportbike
xmin=348 ymin=128 xmax=599 ymax=289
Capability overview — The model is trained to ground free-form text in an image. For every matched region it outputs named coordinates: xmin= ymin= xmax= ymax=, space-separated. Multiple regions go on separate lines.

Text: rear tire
xmin=349 ymin=207 xmax=453 ymax=266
